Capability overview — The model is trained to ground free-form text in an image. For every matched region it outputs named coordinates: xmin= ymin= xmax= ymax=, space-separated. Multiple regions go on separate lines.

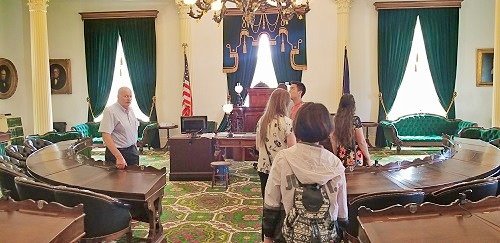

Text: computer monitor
xmin=180 ymin=116 xmax=207 ymax=135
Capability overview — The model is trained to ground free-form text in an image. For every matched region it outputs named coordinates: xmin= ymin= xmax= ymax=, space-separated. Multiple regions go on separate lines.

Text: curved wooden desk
xmin=345 ymin=138 xmax=500 ymax=199
xmin=26 ymin=140 xmax=166 ymax=243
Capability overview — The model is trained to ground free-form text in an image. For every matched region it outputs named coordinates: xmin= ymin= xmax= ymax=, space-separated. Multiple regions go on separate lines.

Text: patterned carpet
xmin=92 ymin=147 xmax=439 ymax=242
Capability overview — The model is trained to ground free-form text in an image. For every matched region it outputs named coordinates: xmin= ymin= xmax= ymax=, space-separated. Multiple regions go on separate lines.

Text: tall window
xmin=388 ymin=17 xmax=446 ymax=120
xmin=94 ymin=37 xmax=149 ymax=122
xmin=243 ymin=34 xmax=278 ymax=106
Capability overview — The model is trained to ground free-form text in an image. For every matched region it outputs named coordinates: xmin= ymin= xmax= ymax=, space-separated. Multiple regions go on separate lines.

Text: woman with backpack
xmin=262 ymin=102 xmax=348 ymax=243
xmin=330 ymin=93 xmax=373 ymax=168
xmin=256 ymin=88 xmax=297 ymax=198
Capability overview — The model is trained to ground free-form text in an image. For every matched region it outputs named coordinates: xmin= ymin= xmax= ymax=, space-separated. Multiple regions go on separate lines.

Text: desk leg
xmin=147 ymin=192 xmax=164 ymax=243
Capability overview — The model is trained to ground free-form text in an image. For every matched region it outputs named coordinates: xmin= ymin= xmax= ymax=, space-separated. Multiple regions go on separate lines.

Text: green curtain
xmin=375 ymin=9 xmax=418 ymax=147
xmin=84 ymin=19 xmax=119 ymax=122
xmin=118 ymin=18 xmax=159 ymax=148
xmin=419 ymin=8 xmax=459 ymax=119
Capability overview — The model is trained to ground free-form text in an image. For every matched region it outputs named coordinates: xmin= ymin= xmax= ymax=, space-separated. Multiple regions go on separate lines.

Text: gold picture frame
xmin=476 ymin=48 xmax=494 ymax=87
xmin=0 ymin=58 xmax=18 ymax=99
xmin=50 ymin=59 xmax=72 ymax=94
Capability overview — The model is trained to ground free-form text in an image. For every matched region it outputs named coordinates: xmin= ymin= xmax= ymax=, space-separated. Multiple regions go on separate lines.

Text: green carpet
xmin=92 ymin=147 xmax=439 ymax=242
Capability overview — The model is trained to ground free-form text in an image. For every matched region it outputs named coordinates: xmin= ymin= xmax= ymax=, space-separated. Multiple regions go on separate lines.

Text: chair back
xmin=23 ymin=138 xmax=53 ymax=151
xmin=14 ymin=177 xmax=57 ymax=203
xmin=427 ymin=178 xmax=498 ymax=205
xmin=0 ymin=163 xmax=26 ymax=200
xmin=347 ymin=190 xmax=425 ymax=237
xmin=0 ymin=155 xmax=26 ymax=170
xmin=54 ymin=186 xmax=131 ymax=240
xmin=5 ymin=145 xmax=34 ymax=161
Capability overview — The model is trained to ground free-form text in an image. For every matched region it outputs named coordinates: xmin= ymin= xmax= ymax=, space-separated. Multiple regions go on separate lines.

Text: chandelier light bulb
xmin=211 ymin=0 xmax=223 ymax=11
xmin=183 ymin=0 xmax=197 ymax=5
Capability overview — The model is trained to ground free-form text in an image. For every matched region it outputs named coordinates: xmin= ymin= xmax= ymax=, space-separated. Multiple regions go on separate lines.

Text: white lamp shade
xmin=183 ymin=0 xmax=197 ymax=5
xmin=235 ymin=83 xmax=243 ymax=94
xmin=222 ymin=103 xmax=234 ymax=114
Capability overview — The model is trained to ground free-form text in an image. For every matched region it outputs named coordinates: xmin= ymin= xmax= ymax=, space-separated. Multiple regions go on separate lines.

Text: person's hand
xmin=263 ymin=237 xmax=274 ymax=243
xmin=116 ymin=156 xmax=128 ymax=169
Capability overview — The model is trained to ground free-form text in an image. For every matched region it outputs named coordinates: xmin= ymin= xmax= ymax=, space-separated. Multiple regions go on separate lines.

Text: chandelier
xmin=181 ymin=0 xmax=310 ymax=25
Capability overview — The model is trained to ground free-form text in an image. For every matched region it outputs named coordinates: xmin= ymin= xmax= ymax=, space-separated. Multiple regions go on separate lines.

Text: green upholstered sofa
xmin=379 ymin=113 xmax=477 ymax=151
xmin=459 ymin=127 xmax=500 ymax=148
xmin=71 ymin=121 xmax=159 ymax=152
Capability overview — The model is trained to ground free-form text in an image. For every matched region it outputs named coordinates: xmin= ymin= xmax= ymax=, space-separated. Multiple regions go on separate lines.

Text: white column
xmin=176 ymin=2 xmax=193 ymax=60
xmin=493 ymin=0 xmax=500 ymax=126
xmin=334 ymin=0 xmax=353 ymax=108
xmin=28 ymin=0 xmax=53 ymax=134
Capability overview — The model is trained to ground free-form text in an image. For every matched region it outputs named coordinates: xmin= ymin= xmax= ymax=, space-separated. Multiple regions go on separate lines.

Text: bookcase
xmin=0 ymin=115 xmax=24 ymax=145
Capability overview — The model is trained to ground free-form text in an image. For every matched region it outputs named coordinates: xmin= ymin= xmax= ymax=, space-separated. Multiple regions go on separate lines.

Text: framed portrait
xmin=476 ymin=48 xmax=494 ymax=87
xmin=0 ymin=58 xmax=18 ymax=99
xmin=50 ymin=59 xmax=72 ymax=94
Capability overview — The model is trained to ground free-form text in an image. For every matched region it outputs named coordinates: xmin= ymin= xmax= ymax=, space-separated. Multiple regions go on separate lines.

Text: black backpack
xmin=282 ymin=175 xmax=337 ymax=243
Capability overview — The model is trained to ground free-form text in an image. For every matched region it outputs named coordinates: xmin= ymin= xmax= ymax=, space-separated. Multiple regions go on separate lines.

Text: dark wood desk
xmin=0 ymin=198 xmax=85 ymax=242
xmin=358 ymin=196 xmax=500 ymax=243
xmin=215 ymin=133 xmax=256 ymax=161
xmin=26 ymin=140 xmax=167 ymax=243
xmin=169 ymin=135 xmax=214 ymax=181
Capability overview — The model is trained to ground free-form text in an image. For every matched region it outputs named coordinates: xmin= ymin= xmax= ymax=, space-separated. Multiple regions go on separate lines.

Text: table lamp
xmin=235 ymin=83 xmax=243 ymax=106
xmin=222 ymin=101 xmax=234 ymax=138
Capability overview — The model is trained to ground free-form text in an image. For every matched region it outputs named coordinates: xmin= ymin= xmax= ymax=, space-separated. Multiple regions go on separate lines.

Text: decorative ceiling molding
xmin=79 ymin=10 xmax=159 ymax=20
xmin=374 ymin=0 xmax=463 ymax=10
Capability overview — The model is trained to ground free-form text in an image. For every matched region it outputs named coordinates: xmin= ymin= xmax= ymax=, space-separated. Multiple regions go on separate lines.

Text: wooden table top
xmin=358 ymin=196 xmax=500 ymax=243
xmin=26 ymin=140 xmax=166 ymax=202
xmin=0 ymin=198 xmax=85 ymax=242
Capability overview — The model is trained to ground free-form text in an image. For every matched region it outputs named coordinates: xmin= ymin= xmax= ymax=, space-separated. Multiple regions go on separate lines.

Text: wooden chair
xmin=345 ymin=190 xmax=425 ymax=242
xmin=5 ymin=144 xmax=34 ymax=161
xmin=0 ymin=163 xmax=27 ymax=200
xmin=15 ymin=177 xmax=132 ymax=242
xmin=23 ymin=137 xmax=53 ymax=151
xmin=54 ymin=186 xmax=132 ymax=242
xmin=426 ymin=178 xmax=498 ymax=205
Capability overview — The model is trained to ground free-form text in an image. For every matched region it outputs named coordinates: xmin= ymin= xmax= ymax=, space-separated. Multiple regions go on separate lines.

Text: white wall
xmin=0 ymin=0 xmax=34 ymax=135
xmin=456 ymin=0 xmax=495 ymax=127
xmin=0 ymin=0 xmax=495 ymax=141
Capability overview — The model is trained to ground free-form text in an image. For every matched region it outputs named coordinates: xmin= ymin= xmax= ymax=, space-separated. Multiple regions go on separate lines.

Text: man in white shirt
xmin=99 ymin=87 xmax=140 ymax=169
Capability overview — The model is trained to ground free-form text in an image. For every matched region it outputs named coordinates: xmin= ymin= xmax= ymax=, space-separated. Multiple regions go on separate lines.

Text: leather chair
xmin=137 ymin=122 xmax=159 ymax=152
xmin=0 ymin=155 xmax=26 ymax=170
xmin=0 ymin=163 xmax=26 ymax=200
xmin=14 ymin=177 xmax=57 ymax=203
xmin=54 ymin=186 xmax=132 ymax=241
xmin=426 ymin=178 xmax=498 ymax=205
xmin=346 ymin=190 xmax=425 ymax=241
xmin=5 ymin=145 xmax=34 ymax=161
xmin=23 ymin=138 xmax=53 ymax=151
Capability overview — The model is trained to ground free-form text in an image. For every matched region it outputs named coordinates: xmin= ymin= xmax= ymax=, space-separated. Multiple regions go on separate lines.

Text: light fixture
xmin=234 ymin=82 xmax=243 ymax=106
xmin=222 ymin=97 xmax=234 ymax=137
xmin=181 ymin=0 xmax=310 ymax=25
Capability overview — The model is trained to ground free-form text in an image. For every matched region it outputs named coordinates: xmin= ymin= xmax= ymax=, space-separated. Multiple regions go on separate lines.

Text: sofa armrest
xmin=379 ymin=121 xmax=402 ymax=147
xmin=71 ymin=124 xmax=91 ymax=138
xmin=455 ymin=121 xmax=477 ymax=136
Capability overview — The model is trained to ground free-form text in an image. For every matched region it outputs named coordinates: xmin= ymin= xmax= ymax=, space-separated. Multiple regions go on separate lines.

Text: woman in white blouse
xmin=256 ymin=88 xmax=297 ymax=198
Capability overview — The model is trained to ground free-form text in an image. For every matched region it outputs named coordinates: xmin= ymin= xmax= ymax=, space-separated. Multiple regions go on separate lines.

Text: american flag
xmin=182 ymin=52 xmax=193 ymax=116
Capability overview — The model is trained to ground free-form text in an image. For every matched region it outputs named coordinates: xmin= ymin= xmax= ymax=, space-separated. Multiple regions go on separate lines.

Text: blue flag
xmin=342 ymin=47 xmax=350 ymax=94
